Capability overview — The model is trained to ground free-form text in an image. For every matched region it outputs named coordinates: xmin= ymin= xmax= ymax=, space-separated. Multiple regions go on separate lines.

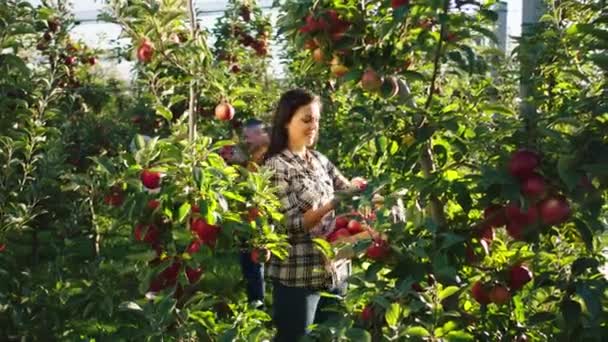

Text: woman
xmin=264 ymin=89 xmax=378 ymax=341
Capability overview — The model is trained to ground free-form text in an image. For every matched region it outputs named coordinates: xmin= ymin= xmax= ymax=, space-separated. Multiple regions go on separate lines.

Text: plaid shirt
xmin=264 ymin=149 xmax=352 ymax=290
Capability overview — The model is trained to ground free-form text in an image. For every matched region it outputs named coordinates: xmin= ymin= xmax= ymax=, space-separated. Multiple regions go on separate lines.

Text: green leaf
xmin=588 ymin=28 xmax=608 ymax=42
xmin=126 ymin=250 xmax=158 ymax=262
xmin=219 ymin=329 xmax=238 ymax=342
xmin=439 ymin=233 xmax=466 ymax=250
xmin=480 ymin=103 xmax=514 ymax=116
xmin=401 ymin=70 xmax=426 ymax=82
xmin=576 ymin=283 xmax=602 ymax=319
xmin=155 ymin=104 xmax=173 ymax=121
xmin=571 ymin=257 xmax=599 ymax=276
xmin=389 ymin=140 xmax=399 ymax=155
xmin=0 ymin=54 xmax=30 ymax=76
xmin=581 ymin=163 xmax=608 ymax=177
xmin=453 ymin=182 xmax=472 ymax=213
xmin=438 ymin=286 xmax=460 ymax=301
xmin=479 ymin=9 xmax=498 ymax=22
xmin=589 ymin=53 xmax=608 ymax=71
xmin=573 ymin=218 xmax=594 ymax=252
xmin=470 ymin=24 xmax=498 ymax=43
xmin=404 ymin=326 xmax=430 ymax=337
xmin=385 ymin=302 xmax=401 ymax=328
xmin=364 ymin=261 xmax=384 ymax=282
xmin=343 ymin=69 xmax=363 ymax=83
xmin=557 ymin=156 xmax=579 ymax=191
xmin=345 ymin=328 xmax=371 ymax=342
xmin=178 ymin=202 xmax=192 ymax=223
xmin=445 ymin=330 xmax=474 ymax=341
xmin=528 ymin=312 xmax=555 ymax=325
xmin=561 ymin=299 xmax=582 ymax=330
xmin=172 ymin=228 xmax=193 ymax=244
xmin=312 ymin=238 xmax=334 ymax=258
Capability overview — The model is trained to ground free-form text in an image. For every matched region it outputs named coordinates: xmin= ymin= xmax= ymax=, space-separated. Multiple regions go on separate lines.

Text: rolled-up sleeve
xmin=266 ymin=159 xmax=306 ymax=235
xmin=318 ymin=153 xmax=350 ymax=191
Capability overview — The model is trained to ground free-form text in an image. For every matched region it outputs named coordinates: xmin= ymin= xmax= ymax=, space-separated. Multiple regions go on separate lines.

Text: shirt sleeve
xmin=265 ymin=158 xmax=306 ymax=235
xmin=317 ymin=152 xmax=351 ymax=192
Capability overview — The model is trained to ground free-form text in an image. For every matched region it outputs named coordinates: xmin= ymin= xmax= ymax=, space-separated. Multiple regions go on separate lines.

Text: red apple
xmin=335 ymin=216 xmax=349 ymax=229
xmin=298 ymin=17 xmax=314 ymax=33
xmin=140 ymin=169 xmax=161 ymax=189
xmin=508 ymin=264 xmax=533 ymax=291
xmin=147 ymin=199 xmax=160 ymax=210
xmin=361 ymin=68 xmax=382 ymax=91
xmin=303 ymin=39 xmax=318 ymax=50
xmin=250 ymin=248 xmax=271 ymax=264
xmin=247 ymin=207 xmax=260 ymax=222
xmin=445 ymin=32 xmax=458 ymax=42
xmin=64 ymin=56 xmax=77 ymax=66
xmin=351 ymin=177 xmax=368 ymax=191
xmin=137 ymin=39 xmax=154 ymax=63
xmin=0 ymin=243 xmax=5 ymax=252
xmin=103 ymin=193 xmax=123 ymax=207
xmin=328 ymin=228 xmax=351 ymax=243
xmin=361 ymin=304 xmax=374 ymax=321
xmin=186 ymin=266 xmax=203 ymax=283
xmin=366 ymin=239 xmax=390 ymax=261
xmin=476 ymin=224 xmax=494 ymax=242
xmin=506 ymin=221 xmax=525 ymax=240
xmin=411 ymin=282 xmax=424 ymax=292
xmin=505 ymin=202 xmax=538 ymax=225
xmin=148 ymin=275 xmax=165 ymax=292
xmin=465 ymin=244 xmax=478 ymax=264
xmin=312 ymin=48 xmax=324 ymax=63
xmin=240 ymin=5 xmax=251 ymax=21
xmin=87 ymin=56 xmax=98 ymax=65
xmin=48 ymin=18 xmax=60 ymax=33
xmin=347 ymin=219 xmax=364 ymax=235
xmin=391 ymin=0 xmax=410 ymax=8
xmin=187 ymin=239 xmax=201 ymax=254
xmin=508 ymin=149 xmax=540 ymax=179
xmin=103 ymin=186 xmax=124 ymax=207
xmin=190 ymin=218 xmax=220 ymax=247
xmin=471 ymin=281 xmax=490 ymax=304
xmin=521 ymin=173 xmax=547 ymax=198
xmin=162 ymin=261 xmax=181 ymax=286
xmin=214 ymin=102 xmax=235 ymax=121
xmin=229 ymin=63 xmax=241 ymax=73
xmin=36 ymin=41 xmax=48 ymax=51
xmin=538 ymin=195 xmax=570 ymax=225
xmin=488 ymin=285 xmax=511 ymax=305
xmin=484 ymin=204 xmax=506 ymax=227
xmin=134 ymin=224 xmax=159 ymax=245
xmin=419 ymin=18 xmax=434 ymax=29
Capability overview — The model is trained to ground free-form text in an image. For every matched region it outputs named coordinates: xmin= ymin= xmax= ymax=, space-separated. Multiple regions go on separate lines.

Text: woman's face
xmin=286 ymin=101 xmax=320 ymax=149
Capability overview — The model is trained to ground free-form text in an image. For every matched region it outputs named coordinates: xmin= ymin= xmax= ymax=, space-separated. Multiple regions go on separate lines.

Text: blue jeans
xmin=239 ymin=251 xmax=265 ymax=302
xmin=272 ymin=281 xmax=347 ymax=342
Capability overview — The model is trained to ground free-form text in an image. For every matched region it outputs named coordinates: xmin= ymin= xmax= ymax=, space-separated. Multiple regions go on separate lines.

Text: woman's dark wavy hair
xmin=264 ymin=88 xmax=320 ymax=161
